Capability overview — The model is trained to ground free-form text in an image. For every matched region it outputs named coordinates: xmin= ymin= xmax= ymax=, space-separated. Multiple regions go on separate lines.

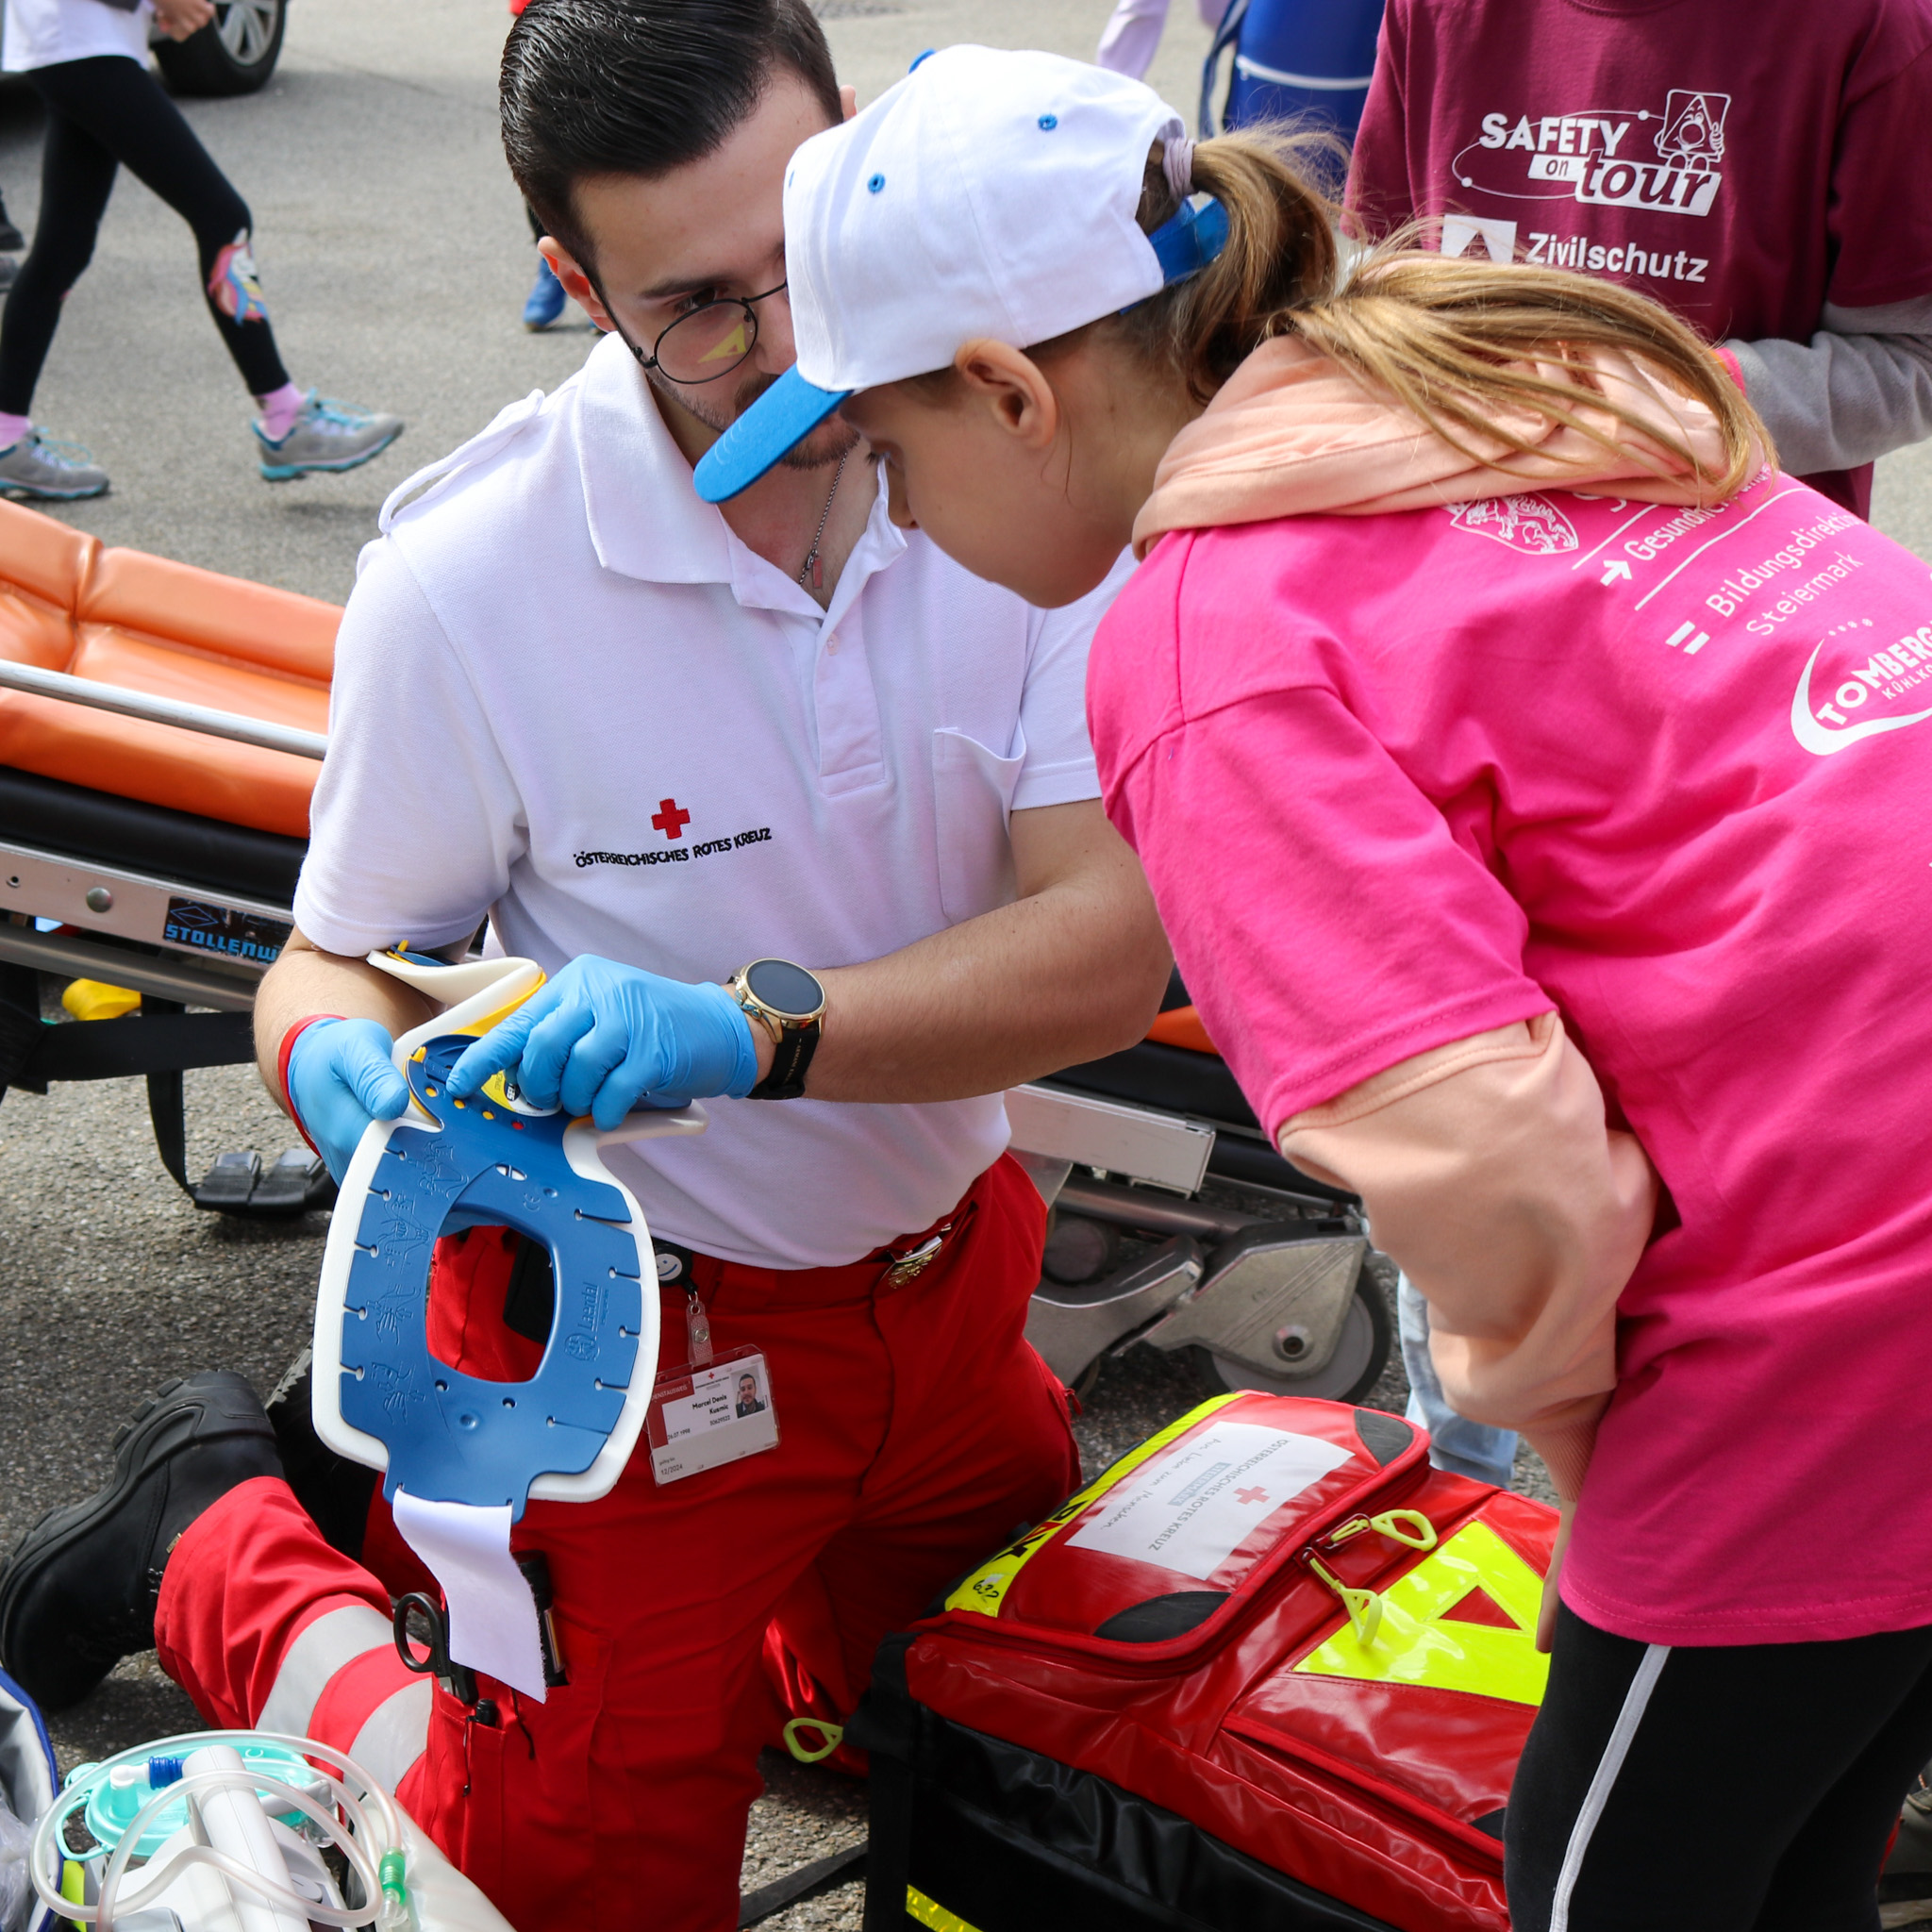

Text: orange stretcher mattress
xmin=0 ymin=498 xmax=340 ymax=840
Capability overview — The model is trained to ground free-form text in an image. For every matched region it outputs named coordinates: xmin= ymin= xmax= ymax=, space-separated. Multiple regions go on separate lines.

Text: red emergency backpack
xmin=854 ymin=1391 xmax=1558 ymax=1932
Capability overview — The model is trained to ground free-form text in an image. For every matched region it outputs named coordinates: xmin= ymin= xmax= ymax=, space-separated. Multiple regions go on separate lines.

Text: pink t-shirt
xmin=1347 ymin=0 xmax=1932 ymax=516
xmin=1092 ymin=473 xmax=1932 ymax=1645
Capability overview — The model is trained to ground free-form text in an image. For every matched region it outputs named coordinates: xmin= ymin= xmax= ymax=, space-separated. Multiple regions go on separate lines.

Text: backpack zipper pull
xmin=1304 ymin=1550 xmax=1384 ymax=1645
xmin=1319 ymin=1508 xmax=1438 ymax=1554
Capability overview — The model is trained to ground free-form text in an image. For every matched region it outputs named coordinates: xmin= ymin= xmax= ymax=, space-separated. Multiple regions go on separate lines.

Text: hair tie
xmin=1162 ymin=134 xmax=1196 ymax=203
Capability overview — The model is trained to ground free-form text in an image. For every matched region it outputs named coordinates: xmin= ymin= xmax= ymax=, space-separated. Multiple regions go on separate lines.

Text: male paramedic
xmin=0 ymin=4 xmax=1170 ymax=1927
xmin=1345 ymin=0 xmax=1932 ymax=1491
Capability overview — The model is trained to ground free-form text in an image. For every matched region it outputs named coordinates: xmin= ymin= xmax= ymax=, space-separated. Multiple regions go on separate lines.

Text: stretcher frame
xmin=0 ymin=505 xmax=337 ymax=1214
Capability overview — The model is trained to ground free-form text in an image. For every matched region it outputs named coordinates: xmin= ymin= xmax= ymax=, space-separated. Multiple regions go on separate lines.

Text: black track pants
xmin=0 ymin=54 xmax=291 ymax=413
xmin=1507 ymin=1602 xmax=1932 ymax=1932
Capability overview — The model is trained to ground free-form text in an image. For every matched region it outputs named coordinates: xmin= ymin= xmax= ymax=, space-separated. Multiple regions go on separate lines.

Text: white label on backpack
xmin=1067 ymin=1423 xmax=1352 ymax=1581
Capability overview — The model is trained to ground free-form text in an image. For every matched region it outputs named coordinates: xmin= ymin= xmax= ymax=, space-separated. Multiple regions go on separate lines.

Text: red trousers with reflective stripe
xmin=156 ymin=1155 xmax=1077 ymax=1932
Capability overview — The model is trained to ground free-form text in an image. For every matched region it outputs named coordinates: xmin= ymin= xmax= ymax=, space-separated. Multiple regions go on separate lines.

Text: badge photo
xmin=648 ymin=1345 xmax=780 ymax=1484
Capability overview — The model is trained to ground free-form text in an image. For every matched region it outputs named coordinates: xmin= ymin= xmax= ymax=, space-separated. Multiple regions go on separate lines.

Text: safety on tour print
xmin=1440 ymin=87 xmax=1730 ymax=286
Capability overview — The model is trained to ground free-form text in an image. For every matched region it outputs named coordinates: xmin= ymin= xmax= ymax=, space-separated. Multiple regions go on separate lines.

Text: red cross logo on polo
xmin=1236 ymin=1486 xmax=1270 ymax=1507
xmin=651 ymin=797 xmax=691 ymax=840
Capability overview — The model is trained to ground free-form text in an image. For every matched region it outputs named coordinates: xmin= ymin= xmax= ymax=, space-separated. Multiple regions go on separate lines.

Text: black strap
xmin=142 ymin=996 xmax=191 ymax=1194
xmin=0 ymin=963 xmax=45 ymax=1095
xmin=746 ymin=1018 xmax=822 ymax=1100
xmin=22 ymin=1009 xmax=255 ymax=1082
xmin=737 ymin=1841 xmax=867 ymax=1928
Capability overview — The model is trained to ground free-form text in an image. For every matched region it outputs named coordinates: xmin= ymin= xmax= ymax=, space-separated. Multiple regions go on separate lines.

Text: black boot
xmin=0 ymin=1372 xmax=281 ymax=1710
xmin=264 ymin=1352 xmax=378 ymax=1560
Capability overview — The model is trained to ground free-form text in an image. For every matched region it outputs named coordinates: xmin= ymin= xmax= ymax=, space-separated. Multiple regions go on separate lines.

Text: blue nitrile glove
xmin=286 ymin=1017 xmax=409 ymax=1183
xmin=445 ymin=955 xmax=759 ymax=1130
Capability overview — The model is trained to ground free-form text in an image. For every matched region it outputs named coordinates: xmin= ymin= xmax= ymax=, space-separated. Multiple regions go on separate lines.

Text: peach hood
xmin=1131 ymin=334 xmax=1755 ymax=558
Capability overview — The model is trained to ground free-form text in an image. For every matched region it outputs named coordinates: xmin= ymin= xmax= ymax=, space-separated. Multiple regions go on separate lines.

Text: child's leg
xmin=28 ymin=54 xmax=291 ymax=399
xmin=0 ymin=89 xmax=120 ymax=418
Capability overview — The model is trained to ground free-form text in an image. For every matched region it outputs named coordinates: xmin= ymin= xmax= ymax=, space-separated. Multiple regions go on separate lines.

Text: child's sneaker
xmin=255 ymin=392 xmax=404 ymax=482
xmin=523 ymin=256 xmax=566 ymax=330
xmin=0 ymin=428 xmax=108 ymax=500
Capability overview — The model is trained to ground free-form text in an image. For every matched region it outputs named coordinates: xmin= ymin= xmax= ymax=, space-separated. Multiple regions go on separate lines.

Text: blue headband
xmin=1147 ymin=196 xmax=1230 ymax=287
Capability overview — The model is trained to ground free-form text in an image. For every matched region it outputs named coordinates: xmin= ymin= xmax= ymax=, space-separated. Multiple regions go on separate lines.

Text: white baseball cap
xmin=693 ymin=44 xmax=1225 ymax=504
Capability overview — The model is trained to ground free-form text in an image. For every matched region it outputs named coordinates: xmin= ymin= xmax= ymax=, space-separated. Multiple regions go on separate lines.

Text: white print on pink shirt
xmin=1446 ymin=495 xmax=1580 ymax=555
xmin=1441 ymin=89 xmax=1730 ymax=284
xmin=1474 ymin=478 xmax=1932 ymax=758
xmin=1791 ymin=621 xmax=1932 ymax=754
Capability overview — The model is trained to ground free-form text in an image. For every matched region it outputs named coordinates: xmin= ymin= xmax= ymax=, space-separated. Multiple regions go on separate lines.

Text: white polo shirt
xmin=295 ymin=332 xmax=1127 ymax=1269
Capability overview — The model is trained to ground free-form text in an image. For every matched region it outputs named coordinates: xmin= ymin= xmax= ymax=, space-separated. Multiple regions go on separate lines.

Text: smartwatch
xmin=727 ymin=958 xmax=827 ymax=1100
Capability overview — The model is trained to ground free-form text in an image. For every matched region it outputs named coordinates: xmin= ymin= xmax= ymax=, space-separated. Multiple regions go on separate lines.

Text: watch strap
xmin=747 ymin=1017 xmax=821 ymax=1100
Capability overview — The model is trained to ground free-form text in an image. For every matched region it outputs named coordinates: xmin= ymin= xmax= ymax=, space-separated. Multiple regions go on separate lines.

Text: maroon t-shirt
xmin=1347 ymin=0 xmax=1932 ymax=515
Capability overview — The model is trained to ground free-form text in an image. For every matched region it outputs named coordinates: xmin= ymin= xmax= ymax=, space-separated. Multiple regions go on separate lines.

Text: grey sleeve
xmin=1726 ymin=294 xmax=1932 ymax=475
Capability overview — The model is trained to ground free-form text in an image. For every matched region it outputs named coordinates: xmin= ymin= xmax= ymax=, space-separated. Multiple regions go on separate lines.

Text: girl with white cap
xmin=699 ymin=44 xmax=1932 ymax=1932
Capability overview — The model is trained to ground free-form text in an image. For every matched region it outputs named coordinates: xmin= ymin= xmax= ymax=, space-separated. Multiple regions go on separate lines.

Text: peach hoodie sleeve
xmin=1276 ymin=1013 xmax=1658 ymax=1500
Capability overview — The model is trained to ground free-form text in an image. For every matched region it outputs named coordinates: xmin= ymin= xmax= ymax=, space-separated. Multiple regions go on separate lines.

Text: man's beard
xmin=649 ymin=362 xmax=860 ymax=470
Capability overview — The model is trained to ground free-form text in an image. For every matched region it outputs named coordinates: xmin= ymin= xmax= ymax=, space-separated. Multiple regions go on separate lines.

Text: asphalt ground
xmin=0 ymin=2 xmax=1929 ymax=1927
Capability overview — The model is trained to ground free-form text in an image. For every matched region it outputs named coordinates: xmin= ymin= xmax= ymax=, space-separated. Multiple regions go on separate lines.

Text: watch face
xmin=744 ymin=957 xmax=823 ymax=1020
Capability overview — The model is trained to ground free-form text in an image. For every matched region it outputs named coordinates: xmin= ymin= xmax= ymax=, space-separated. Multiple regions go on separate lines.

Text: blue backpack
xmin=1201 ymin=0 xmax=1387 ymax=145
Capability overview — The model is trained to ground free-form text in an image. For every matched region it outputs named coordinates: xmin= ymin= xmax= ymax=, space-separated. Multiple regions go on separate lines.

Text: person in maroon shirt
xmin=1346 ymin=0 xmax=1932 ymax=520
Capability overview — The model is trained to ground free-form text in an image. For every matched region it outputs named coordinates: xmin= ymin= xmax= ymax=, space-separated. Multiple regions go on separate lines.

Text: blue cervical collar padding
xmin=337 ymin=1036 xmax=643 ymax=1518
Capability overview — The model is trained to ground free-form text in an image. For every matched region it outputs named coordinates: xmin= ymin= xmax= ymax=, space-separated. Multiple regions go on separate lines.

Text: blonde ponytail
xmin=1105 ymin=125 xmax=1766 ymax=500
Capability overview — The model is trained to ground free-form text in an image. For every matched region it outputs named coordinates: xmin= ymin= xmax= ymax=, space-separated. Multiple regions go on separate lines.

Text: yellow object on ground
xmin=61 ymin=978 xmax=141 ymax=1021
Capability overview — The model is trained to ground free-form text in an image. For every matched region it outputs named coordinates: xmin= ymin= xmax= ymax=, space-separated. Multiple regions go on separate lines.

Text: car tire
xmin=1189 ymin=1271 xmax=1392 ymax=1406
xmin=154 ymin=0 xmax=286 ymax=96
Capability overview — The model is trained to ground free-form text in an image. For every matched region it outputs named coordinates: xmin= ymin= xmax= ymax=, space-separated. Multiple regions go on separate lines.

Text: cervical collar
xmin=311 ymin=951 xmax=705 ymax=1695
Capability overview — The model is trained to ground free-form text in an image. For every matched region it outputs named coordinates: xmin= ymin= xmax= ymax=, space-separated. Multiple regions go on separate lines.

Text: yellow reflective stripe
xmin=1293 ymin=1520 xmax=1550 ymax=1707
xmin=943 ymin=1392 xmax=1243 ymax=1616
xmin=906 ymin=1887 xmax=984 ymax=1932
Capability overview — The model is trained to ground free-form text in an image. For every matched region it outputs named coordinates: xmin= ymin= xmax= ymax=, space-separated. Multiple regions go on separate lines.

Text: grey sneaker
xmin=0 ymin=427 xmax=108 ymax=500
xmin=255 ymin=391 xmax=404 ymax=482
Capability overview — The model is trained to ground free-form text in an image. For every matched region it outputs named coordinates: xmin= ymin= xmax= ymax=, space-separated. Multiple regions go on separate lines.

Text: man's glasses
xmin=631 ymin=281 xmax=789 ymax=386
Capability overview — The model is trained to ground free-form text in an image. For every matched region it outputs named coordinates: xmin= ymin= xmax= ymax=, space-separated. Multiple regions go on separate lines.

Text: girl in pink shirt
xmin=704 ymin=45 xmax=1932 ymax=1932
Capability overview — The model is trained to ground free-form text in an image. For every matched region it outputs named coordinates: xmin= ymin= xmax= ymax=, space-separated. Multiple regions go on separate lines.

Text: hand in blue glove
xmin=286 ymin=1017 xmax=410 ymax=1183
xmin=445 ymin=956 xmax=758 ymax=1130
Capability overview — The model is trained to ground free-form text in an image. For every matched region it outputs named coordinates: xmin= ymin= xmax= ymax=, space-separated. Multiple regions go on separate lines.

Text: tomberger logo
xmin=1791 ymin=621 xmax=1932 ymax=757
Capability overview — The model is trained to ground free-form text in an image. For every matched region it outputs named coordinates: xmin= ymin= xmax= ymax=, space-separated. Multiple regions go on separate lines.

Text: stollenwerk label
xmin=162 ymin=897 xmax=292 ymax=966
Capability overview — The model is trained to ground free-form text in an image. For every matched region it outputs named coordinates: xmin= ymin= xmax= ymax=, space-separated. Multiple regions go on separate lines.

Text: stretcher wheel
xmin=1189 ymin=1272 xmax=1391 ymax=1404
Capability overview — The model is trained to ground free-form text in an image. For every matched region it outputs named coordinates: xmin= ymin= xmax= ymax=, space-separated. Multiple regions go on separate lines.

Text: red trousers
xmin=156 ymin=1155 xmax=1077 ymax=1932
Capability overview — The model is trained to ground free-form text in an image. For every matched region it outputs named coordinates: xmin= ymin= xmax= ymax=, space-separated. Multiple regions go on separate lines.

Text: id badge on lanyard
xmin=647 ymin=1287 xmax=779 ymax=1484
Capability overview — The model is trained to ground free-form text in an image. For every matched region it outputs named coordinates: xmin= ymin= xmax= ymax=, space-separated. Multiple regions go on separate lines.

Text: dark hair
xmin=502 ymin=0 xmax=841 ymax=270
